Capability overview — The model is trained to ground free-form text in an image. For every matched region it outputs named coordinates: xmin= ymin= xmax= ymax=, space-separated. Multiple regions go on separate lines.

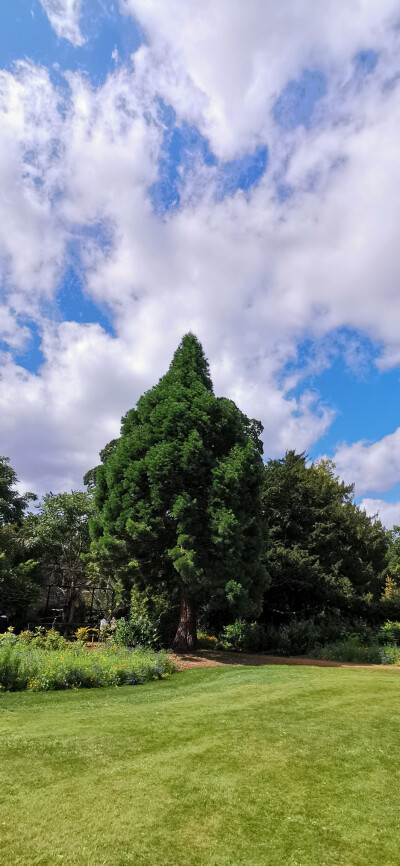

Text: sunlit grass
xmin=0 ymin=664 xmax=399 ymax=865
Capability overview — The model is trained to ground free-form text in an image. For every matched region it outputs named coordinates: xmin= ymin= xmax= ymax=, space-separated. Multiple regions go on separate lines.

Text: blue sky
xmin=1 ymin=0 xmax=400 ymax=525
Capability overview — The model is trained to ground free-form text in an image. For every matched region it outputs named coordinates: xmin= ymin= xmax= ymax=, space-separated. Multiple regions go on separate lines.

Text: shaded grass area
xmin=0 ymin=665 xmax=399 ymax=865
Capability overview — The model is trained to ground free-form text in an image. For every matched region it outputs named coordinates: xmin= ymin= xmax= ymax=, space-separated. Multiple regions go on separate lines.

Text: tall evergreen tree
xmin=89 ymin=334 xmax=268 ymax=650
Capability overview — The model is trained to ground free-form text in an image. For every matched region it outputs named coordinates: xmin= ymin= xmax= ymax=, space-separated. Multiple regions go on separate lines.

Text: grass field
xmin=0 ymin=664 xmax=399 ymax=866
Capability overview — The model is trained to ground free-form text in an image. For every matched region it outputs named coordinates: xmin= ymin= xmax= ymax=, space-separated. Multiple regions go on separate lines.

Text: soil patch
xmin=171 ymin=649 xmax=399 ymax=671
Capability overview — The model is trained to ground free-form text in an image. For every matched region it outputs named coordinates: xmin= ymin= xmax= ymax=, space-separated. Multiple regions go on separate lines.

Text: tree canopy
xmin=90 ymin=333 xmax=268 ymax=650
xmin=262 ymin=451 xmax=388 ymax=623
xmin=0 ymin=457 xmax=40 ymax=622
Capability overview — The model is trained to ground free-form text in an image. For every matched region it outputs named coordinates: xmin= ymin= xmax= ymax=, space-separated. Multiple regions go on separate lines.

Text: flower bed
xmin=0 ymin=640 xmax=176 ymax=692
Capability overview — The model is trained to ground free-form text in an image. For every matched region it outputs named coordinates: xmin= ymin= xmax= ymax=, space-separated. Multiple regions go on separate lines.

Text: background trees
xmin=90 ymin=334 xmax=268 ymax=651
xmin=0 ymin=457 xmax=41 ymax=624
xmin=262 ymin=451 xmax=388 ymax=629
xmin=0 ymin=340 xmax=394 ymax=650
xmin=29 ymin=491 xmax=96 ymax=623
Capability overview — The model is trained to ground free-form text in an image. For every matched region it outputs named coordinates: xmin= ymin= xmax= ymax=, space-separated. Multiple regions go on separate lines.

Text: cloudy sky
xmin=1 ymin=0 xmax=400 ymax=527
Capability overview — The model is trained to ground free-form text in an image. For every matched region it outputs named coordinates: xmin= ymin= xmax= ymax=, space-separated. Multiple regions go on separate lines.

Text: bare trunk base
xmin=173 ymin=589 xmax=197 ymax=653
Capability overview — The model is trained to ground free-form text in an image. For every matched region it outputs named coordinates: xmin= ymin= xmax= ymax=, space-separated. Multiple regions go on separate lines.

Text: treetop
xmin=166 ymin=333 xmax=213 ymax=393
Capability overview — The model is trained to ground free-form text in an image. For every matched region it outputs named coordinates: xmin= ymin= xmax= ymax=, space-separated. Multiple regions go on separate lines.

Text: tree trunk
xmin=173 ymin=588 xmax=197 ymax=653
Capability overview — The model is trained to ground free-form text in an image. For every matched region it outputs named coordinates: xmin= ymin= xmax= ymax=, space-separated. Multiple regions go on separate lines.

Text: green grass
xmin=0 ymin=665 xmax=399 ymax=865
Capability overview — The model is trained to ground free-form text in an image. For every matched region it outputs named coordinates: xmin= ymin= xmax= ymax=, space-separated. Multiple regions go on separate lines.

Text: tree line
xmin=1 ymin=334 xmax=399 ymax=651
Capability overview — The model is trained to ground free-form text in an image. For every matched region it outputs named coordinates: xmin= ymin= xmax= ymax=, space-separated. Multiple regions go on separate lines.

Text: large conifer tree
xmin=90 ymin=334 xmax=267 ymax=651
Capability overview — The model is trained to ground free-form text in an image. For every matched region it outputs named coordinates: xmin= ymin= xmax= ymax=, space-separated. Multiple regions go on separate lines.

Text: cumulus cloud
xmin=333 ymin=429 xmax=400 ymax=495
xmin=1 ymin=2 xmax=400 ymax=497
xmin=360 ymin=498 xmax=400 ymax=530
xmin=121 ymin=0 xmax=400 ymax=158
xmin=0 ymin=62 xmax=66 ymax=310
xmin=39 ymin=0 xmax=84 ymax=47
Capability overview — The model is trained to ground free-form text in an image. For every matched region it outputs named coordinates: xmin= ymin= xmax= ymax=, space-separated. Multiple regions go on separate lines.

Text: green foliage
xmin=380 ymin=645 xmax=400 ymax=664
xmin=73 ymin=626 xmax=92 ymax=645
xmin=310 ymin=637 xmax=384 ymax=664
xmin=0 ymin=642 xmax=176 ymax=691
xmin=263 ymin=620 xmax=320 ymax=655
xmin=31 ymin=490 xmax=94 ymax=584
xmin=197 ymin=632 xmax=218 ymax=649
xmin=90 ymin=334 xmax=268 ymax=650
xmin=0 ymin=458 xmax=41 ymax=621
xmin=0 ymin=456 xmax=36 ymax=527
xmin=385 ymin=526 xmax=400 ymax=578
xmin=0 ymin=525 xmax=41 ymax=620
xmin=219 ymin=619 xmax=264 ymax=652
xmin=1 ymin=626 xmax=68 ymax=650
xmin=263 ymin=452 xmax=388 ymax=625
xmin=378 ymin=620 xmax=400 ymax=644
xmin=115 ymin=615 xmax=159 ymax=648
xmin=27 ymin=491 xmax=97 ymax=623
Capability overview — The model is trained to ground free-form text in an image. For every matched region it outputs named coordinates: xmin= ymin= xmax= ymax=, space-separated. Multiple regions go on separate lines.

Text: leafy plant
xmin=18 ymin=629 xmax=35 ymax=644
xmin=115 ymin=615 xmax=159 ymax=649
xmin=378 ymin=620 xmax=400 ymax=645
xmin=0 ymin=626 xmax=18 ymax=647
xmin=380 ymin=645 xmax=400 ymax=664
xmin=74 ymin=626 xmax=91 ymax=645
xmin=219 ymin=620 xmax=264 ymax=652
xmin=197 ymin=633 xmax=218 ymax=649
xmin=28 ymin=627 xmax=67 ymax=651
xmin=311 ymin=637 xmax=383 ymax=664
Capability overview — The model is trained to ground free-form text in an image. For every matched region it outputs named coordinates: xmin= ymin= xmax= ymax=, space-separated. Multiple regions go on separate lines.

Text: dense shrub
xmin=7 ymin=627 xmax=68 ymax=651
xmin=378 ymin=621 xmax=400 ymax=645
xmin=310 ymin=637 xmax=384 ymax=664
xmin=261 ymin=616 xmax=378 ymax=656
xmin=380 ymin=645 xmax=400 ymax=664
xmin=263 ymin=620 xmax=321 ymax=655
xmin=219 ymin=620 xmax=265 ymax=652
xmin=0 ymin=641 xmax=176 ymax=692
xmin=114 ymin=615 xmax=159 ymax=649
xmin=197 ymin=633 xmax=218 ymax=649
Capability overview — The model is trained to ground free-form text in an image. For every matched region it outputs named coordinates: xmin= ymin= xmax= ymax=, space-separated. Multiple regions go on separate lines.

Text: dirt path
xmin=171 ymin=649 xmax=399 ymax=671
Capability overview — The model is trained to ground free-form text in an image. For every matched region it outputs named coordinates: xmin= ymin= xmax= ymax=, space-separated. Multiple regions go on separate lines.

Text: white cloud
xmin=39 ymin=0 xmax=84 ymax=47
xmin=0 ymin=307 xmax=29 ymax=351
xmin=360 ymin=498 xmax=400 ymax=530
xmin=2 ymin=4 xmax=400 ymax=495
xmin=333 ymin=429 xmax=400 ymax=495
xmin=121 ymin=0 xmax=400 ymax=158
xmin=0 ymin=62 xmax=66 ymax=310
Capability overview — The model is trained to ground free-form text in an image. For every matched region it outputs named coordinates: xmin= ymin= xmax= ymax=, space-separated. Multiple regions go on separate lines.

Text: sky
xmin=1 ymin=1 xmax=400 ymax=527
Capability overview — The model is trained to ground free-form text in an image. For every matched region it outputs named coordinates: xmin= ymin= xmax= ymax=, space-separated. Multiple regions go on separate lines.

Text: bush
xmin=10 ymin=627 xmax=68 ymax=651
xmin=263 ymin=620 xmax=321 ymax=656
xmin=73 ymin=626 xmax=93 ymax=646
xmin=219 ymin=620 xmax=264 ymax=652
xmin=115 ymin=615 xmax=159 ymax=649
xmin=0 ymin=627 xmax=18 ymax=648
xmin=0 ymin=641 xmax=176 ymax=692
xmin=197 ymin=633 xmax=218 ymax=649
xmin=378 ymin=621 xmax=400 ymax=645
xmin=261 ymin=616 xmax=378 ymax=656
xmin=380 ymin=645 xmax=400 ymax=664
xmin=18 ymin=630 xmax=35 ymax=644
xmin=310 ymin=637 xmax=383 ymax=664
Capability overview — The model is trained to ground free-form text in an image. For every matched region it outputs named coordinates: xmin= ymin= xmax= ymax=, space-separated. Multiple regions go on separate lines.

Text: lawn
xmin=0 ymin=665 xmax=399 ymax=866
